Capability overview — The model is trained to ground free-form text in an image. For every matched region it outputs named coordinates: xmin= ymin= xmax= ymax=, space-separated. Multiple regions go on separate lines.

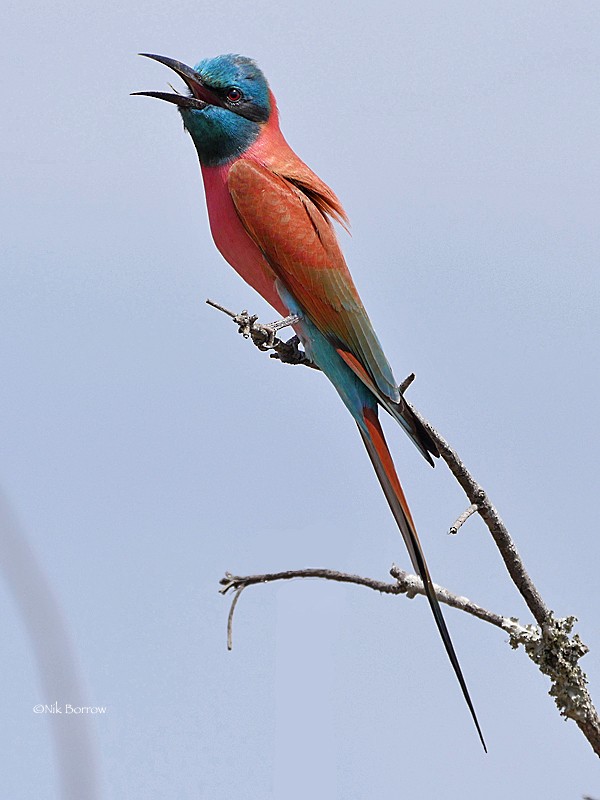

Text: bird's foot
xmin=269 ymin=335 xmax=318 ymax=369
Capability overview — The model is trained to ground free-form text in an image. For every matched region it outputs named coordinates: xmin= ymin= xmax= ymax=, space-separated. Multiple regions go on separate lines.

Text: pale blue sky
xmin=1 ymin=1 xmax=599 ymax=797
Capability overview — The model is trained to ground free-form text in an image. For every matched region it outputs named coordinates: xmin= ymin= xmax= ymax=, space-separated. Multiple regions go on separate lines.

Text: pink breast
xmin=200 ymin=163 xmax=288 ymax=316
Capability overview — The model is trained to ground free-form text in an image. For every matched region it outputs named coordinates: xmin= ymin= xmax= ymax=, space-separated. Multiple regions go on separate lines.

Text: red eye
xmin=226 ymin=87 xmax=242 ymax=102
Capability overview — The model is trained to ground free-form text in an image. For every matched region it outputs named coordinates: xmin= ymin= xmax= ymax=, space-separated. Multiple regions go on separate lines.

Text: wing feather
xmin=228 ymin=158 xmax=399 ymax=402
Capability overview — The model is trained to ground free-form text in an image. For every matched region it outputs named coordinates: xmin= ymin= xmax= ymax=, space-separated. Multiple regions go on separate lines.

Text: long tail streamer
xmin=359 ymin=406 xmax=487 ymax=752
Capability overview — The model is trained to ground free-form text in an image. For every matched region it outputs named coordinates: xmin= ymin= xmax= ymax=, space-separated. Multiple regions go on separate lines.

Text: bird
xmin=134 ymin=52 xmax=486 ymax=751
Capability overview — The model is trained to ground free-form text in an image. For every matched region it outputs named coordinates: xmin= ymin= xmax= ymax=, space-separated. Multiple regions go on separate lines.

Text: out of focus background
xmin=1 ymin=1 xmax=599 ymax=797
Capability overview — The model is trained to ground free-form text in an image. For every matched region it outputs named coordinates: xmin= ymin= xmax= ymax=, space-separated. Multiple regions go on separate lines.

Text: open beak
xmin=132 ymin=53 xmax=224 ymax=110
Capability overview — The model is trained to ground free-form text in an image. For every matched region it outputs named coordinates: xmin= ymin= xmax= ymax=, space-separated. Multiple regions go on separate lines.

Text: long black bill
xmin=132 ymin=53 xmax=223 ymax=109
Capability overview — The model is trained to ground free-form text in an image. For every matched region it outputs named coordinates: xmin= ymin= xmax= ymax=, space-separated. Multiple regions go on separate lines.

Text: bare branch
xmin=226 ymin=584 xmax=244 ymax=652
xmin=219 ymin=566 xmax=530 ymax=639
xmin=449 ymin=503 xmax=479 ymax=535
xmin=408 ymin=404 xmax=551 ymax=627
xmin=206 ymin=298 xmax=238 ymax=319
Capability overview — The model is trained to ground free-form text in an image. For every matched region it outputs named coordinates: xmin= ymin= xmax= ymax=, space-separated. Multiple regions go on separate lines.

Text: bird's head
xmin=134 ymin=53 xmax=272 ymax=166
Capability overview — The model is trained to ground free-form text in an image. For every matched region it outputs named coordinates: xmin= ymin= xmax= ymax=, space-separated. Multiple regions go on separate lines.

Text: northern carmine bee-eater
xmin=135 ymin=53 xmax=486 ymax=750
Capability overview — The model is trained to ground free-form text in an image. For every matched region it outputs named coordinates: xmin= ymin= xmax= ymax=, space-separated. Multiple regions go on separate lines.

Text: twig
xmin=449 ymin=503 xmax=479 ymax=535
xmin=398 ymin=372 xmax=416 ymax=394
xmin=226 ymin=584 xmax=245 ymax=651
xmin=206 ymin=298 xmax=237 ymax=319
xmin=220 ymin=566 xmax=530 ymax=639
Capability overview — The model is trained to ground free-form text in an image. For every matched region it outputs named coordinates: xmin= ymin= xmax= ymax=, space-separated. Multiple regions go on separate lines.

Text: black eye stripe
xmin=204 ymin=84 xmax=268 ymax=123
